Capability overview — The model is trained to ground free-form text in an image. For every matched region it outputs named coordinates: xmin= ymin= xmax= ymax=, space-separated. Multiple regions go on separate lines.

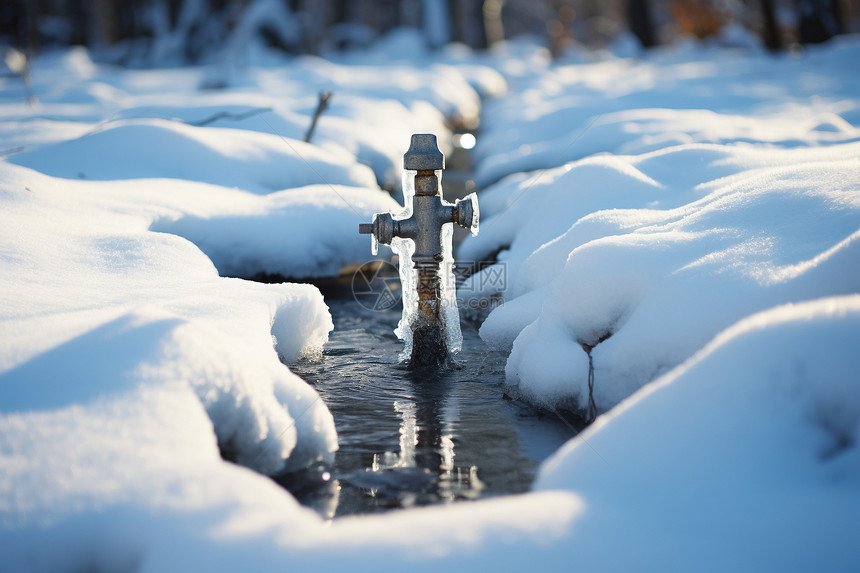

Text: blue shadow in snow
xmin=0 ymin=314 xmax=183 ymax=414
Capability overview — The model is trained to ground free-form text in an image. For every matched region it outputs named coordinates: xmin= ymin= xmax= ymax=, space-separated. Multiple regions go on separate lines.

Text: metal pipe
xmin=359 ymin=134 xmax=479 ymax=367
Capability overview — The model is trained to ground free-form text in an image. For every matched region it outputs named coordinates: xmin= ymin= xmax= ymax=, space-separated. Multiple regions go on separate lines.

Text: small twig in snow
xmin=304 ymin=91 xmax=332 ymax=143
xmin=190 ymin=107 xmax=273 ymax=127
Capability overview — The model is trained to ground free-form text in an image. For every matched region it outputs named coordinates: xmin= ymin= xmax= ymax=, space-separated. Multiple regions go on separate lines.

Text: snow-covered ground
xmin=2 ymin=30 xmax=859 ymax=571
xmin=462 ymin=36 xmax=860 ymax=415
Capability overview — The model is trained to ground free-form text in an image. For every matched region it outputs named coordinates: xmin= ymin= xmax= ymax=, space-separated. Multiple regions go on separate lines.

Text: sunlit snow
xmin=2 ymin=27 xmax=858 ymax=573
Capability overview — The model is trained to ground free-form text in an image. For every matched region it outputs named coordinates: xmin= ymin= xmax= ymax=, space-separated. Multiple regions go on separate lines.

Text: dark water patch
xmin=280 ymin=294 xmax=578 ymax=518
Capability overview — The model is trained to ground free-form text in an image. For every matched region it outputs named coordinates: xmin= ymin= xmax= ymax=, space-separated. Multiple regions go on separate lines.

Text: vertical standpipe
xmin=359 ymin=134 xmax=478 ymax=367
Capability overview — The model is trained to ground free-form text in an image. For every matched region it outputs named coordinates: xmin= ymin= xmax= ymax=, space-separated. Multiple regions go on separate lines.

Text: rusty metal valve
xmin=358 ymin=133 xmax=480 ymax=366
xmin=358 ymin=213 xmax=394 ymax=245
xmin=358 ymin=134 xmax=478 ymax=257
xmin=358 ymin=192 xmax=477 ymax=255
xmin=454 ymin=195 xmax=478 ymax=235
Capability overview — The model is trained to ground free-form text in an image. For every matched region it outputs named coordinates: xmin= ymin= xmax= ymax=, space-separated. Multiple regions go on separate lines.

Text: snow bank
xmin=238 ymin=56 xmax=486 ymax=185
xmin=476 ymin=105 xmax=860 ymax=187
xmin=534 ymin=295 xmax=860 ymax=571
xmin=473 ymin=35 xmax=860 ymax=187
xmin=7 ymin=41 xmax=499 ymax=194
xmin=336 ymin=28 xmax=509 ymax=100
xmin=285 ymin=55 xmax=481 ymax=126
xmin=9 ymin=119 xmax=377 ymax=194
xmin=154 ymin=183 xmax=399 ymax=279
xmin=462 ymin=37 xmax=860 ymax=416
xmin=471 ymin=142 xmax=860 ymax=412
xmin=118 ymin=97 xmax=449 ymax=193
xmin=0 ymin=163 xmax=336 ymax=476
xmin=4 ymin=296 xmax=857 ymax=571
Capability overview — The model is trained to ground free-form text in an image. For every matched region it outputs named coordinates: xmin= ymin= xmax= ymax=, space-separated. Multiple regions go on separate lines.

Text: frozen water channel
xmin=279 ymin=283 xmax=578 ymax=519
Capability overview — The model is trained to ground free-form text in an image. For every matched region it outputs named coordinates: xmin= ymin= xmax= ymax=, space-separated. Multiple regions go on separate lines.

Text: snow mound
xmin=9 ymin=119 xmax=378 ymax=194
xmin=155 ymin=184 xmax=400 ymax=279
xmin=475 ymin=106 xmax=860 ymax=187
xmin=119 ymin=98 xmax=448 ymax=193
xmin=0 ymin=164 xmax=337 ymax=478
xmin=285 ymin=56 xmax=482 ymax=127
xmin=473 ymin=143 xmax=860 ymax=412
xmin=535 ymin=295 xmax=860 ymax=571
xmin=473 ymin=36 xmax=860 ymax=186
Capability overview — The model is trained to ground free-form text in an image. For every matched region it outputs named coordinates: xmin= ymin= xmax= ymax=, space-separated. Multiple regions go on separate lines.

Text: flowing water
xmin=280 ymin=281 xmax=579 ymax=519
xmin=270 ymin=142 xmax=580 ymax=519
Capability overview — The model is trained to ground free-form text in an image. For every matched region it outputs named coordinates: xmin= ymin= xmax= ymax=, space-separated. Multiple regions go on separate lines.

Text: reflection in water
xmin=281 ymin=296 xmax=576 ymax=519
xmin=364 ymin=378 xmax=484 ymax=508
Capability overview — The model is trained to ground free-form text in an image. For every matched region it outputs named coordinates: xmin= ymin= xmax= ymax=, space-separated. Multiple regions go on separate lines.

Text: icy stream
xmin=280 ymin=289 xmax=577 ymax=519
xmin=265 ymin=141 xmax=578 ymax=518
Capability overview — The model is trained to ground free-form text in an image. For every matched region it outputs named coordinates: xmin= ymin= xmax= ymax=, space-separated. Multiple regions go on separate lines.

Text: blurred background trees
xmin=2 ymin=0 xmax=859 ymax=64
